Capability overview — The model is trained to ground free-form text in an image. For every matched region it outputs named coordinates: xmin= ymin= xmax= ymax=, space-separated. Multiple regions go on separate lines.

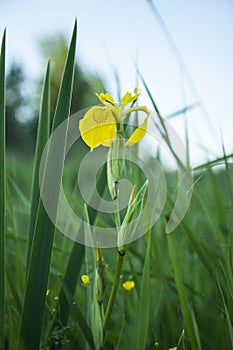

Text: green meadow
xmin=1 ymin=22 xmax=233 ymax=350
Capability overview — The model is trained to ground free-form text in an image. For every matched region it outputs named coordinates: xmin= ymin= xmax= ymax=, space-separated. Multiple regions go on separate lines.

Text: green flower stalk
xmin=96 ymin=243 xmax=106 ymax=305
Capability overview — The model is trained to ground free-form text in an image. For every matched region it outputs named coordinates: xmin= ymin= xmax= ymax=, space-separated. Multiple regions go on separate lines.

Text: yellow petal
xmin=124 ymin=116 xmax=149 ymax=147
xmin=101 ymin=139 xmax=113 ymax=147
xmin=122 ymin=280 xmax=135 ymax=292
xmin=79 ymin=106 xmax=116 ymax=151
xmin=96 ymin=92 xmax=116 ymax=106
xmin=121 ymin=88 xmax=141 ymax=106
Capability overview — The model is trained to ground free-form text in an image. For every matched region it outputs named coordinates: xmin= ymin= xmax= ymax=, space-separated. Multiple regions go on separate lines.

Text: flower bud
xmin=107 ymin=135 xmax=124 ymax=199
xmin=118 ymin=180 xmax=148 ymax=254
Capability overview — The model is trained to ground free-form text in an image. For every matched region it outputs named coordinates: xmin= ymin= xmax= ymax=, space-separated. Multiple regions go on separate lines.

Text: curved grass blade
xmin=167 ymin=232 xmax=202 ymax=350
xmin=136 ymin=232 xmax=151 ymax=350
xmin=26 ymin=61 xmax=50 ymax=268
xmin=61 ymin=279 xmax=95 ymax=349
xmin=217 ymin=276 xmax=233 ymax=347
xmin=53 ymin=241 xmax=85 ymax=330
xmin=84 ymin=205 xmax=104 ymax=349
xmin=18 ymin=21 xmax=77 ymax=350
xmin=0 ymin=28 xmax=6 ymax=350
xmin=49 ymin=165 xmax=107 ymax=348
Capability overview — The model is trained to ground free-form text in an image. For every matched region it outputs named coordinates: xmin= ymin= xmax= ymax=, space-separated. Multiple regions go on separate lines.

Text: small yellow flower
xmin=81 ymin=274 xmax=90 ymax=286
xmin=46 ymin=289 xmax=50 ymax=296
xmin=168 ymin=347 xmax=177 ymax=350
xmin=122 ymin=280 xmax=135 ymax=292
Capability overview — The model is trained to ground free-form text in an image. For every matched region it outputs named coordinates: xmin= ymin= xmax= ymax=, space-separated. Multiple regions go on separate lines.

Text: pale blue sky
xmin=1 ymin=0 xmax=233 ymax=165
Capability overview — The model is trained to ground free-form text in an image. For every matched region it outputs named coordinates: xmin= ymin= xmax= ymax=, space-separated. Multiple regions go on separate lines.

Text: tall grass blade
xmin=193 ymin=153 xmax=233 ymax=172
xmin=216 ymin=277 xmax=233 ymax=347
xmin=59 ymin=276 xmax=95 ymax=349
xmin=55 ymin=242 xmax=85 ymax=327
xmin=0 ymin=28 xmax=6 ymax=350
xmin=18 ymin=21 xmax=77 ymax=350
xmin=137 ymin=69 xmax=185 ymax=169
xmin=51 ymin=21 xmax=77 ymax=132
xmin=167 ymin=232 xmax=202 ymax=350
xmin=26 ymin=61 xmax=50 ymax=268
xmin=136 ymin=232 xmax=151 ymax=350
xmin=49 ymin=166 xmax=107 ymax=347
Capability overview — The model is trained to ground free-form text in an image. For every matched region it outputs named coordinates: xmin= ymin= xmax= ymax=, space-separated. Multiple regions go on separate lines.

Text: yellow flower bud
xmin=81 ymin=274 xmax=90 ymax=286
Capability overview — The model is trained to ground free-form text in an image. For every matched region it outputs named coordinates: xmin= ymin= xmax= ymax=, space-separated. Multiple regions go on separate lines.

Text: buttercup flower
xmin=122 ymin=280 xmax=135 ymax=292
xmin=81 ymin=274 xmax=90 ymax=286
xmin=79 ymin=88 xmax=150 ymax=151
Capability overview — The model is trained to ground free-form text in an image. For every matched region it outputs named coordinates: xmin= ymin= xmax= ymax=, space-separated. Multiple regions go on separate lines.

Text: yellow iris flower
xmin=79 ymin=88 xmax=150 ymax=151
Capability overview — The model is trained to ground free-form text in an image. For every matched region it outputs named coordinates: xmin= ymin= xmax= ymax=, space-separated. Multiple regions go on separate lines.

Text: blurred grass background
xmin=5 ymin=151 xmax=233 ymax=349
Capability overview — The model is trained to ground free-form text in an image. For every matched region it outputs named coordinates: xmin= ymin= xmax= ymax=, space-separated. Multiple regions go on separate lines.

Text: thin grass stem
xmin=103 ymin=252 xmax=124 ymax=340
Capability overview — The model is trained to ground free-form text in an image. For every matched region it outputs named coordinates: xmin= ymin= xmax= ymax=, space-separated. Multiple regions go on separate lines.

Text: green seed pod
xmin=107 ymin=135 xmax=125 ymax=199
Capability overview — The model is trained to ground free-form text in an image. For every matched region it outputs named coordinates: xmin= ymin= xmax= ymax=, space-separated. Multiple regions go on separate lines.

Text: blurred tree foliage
xmin=6 ymin=34 xmax=106 ymax=155
xmin=6 ymin=63 xmax=37 ymax=154
xmin=39 ymin=34 xmax=105 ymax=117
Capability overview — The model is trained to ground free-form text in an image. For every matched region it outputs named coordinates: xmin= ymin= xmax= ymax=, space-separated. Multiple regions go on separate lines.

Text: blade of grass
xmin=26 ymin=61 xmax=50 ymax=268
xmin=216 ymin=276 xmax=233 ymax=347
xmin=221 ymin=133 xmax=233 ymax=274
xmin=137 ymin=68 xmax=185 ymax=170
xmin=193 ymin=153 xmax=233 ymax=172
xmin=18 ymin=21 xmax=77 ymax=350
xmin=60 ymin=279 xmax=95 ymax=349
xmin=84 ymin=205 xmax=104 ymax=349
xmin=136 ymin=232 xmax=151 ymax=350
xmin=56 ymin=241 xmax=85 ymax=327
xmin=0 ymin=28 xmax=6 ymax=350
xmin=51 ymin=22 xmax=76 ymax=132
xmin=166 ymin=103 xmax=199 ymax=119
xmin=49 ymin=165 xmax=107 ymax=348
xmin=167 ymin=232 xmax=202 ymax=350
xmin=166 ymin=192 xmax=215 ymax=277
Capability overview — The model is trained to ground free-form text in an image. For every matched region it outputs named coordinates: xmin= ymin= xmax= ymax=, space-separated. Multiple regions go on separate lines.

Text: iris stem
xmin=103 ymin=252 xmax=124 ymax=340
xmin=114 ymin=195 xmax=121 ymax=229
